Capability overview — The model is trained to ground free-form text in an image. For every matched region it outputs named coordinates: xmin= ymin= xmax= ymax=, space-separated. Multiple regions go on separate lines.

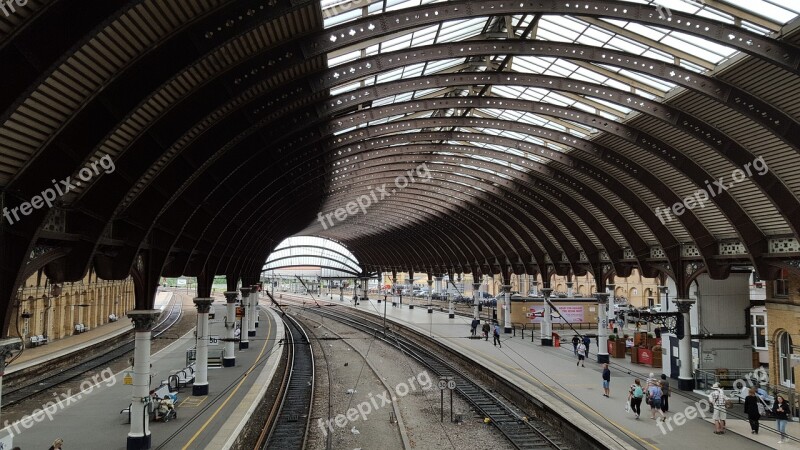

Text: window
xmin=751 ymin=310 xmax=767 ymax=350
xmin=775 ymin=269 xmax=789 ymax=297
xmin=778 ymin=331 xmax=795 ymax=387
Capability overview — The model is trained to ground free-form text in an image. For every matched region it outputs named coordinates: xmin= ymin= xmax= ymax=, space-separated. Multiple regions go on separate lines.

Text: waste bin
xmin=552 ymin=332 xmax=560 ymax=347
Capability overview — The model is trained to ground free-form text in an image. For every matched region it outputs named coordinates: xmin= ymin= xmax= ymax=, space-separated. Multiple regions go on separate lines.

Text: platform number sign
xmin=447 ymin=380 xmax=456 ymax=390
xmin=438 ymin=379 xmax=447 ymax=390
xmin=209 ymin=335 xmax=220 ymax=346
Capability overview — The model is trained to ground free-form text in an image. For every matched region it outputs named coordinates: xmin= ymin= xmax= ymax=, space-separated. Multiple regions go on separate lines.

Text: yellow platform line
xmin=181 ymin=314 xmax=273 ymax=449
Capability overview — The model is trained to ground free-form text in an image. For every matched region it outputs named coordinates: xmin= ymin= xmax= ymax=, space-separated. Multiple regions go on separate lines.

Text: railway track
xmin=2 ymin=294 xmax=183 ymax=408
xmin=281 ymin=299 xmax=569 ymax=450
xmin=254 ymin=313 xmax=314 ymax=450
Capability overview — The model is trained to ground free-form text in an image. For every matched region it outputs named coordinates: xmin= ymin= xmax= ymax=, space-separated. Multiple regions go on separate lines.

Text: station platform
xmin=283 ymin=294 xmax=797 ymax=450
xmin=3 ymin=302 xmax=284 ymax=450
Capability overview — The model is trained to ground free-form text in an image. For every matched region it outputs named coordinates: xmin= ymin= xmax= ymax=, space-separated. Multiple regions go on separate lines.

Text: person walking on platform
xmin=576 ymin=341 xmax=586 ymax=367
xmin=582 ymin=335 xmax=591 ymax=358
xmin=628 ymin=379 xmax=644 ymax=419
xmin=48 ymin=438 xmax=64 ymax=450
xmin=774 ymin=395 xmax=790 ymax=443
xmin=471 ymin=318 xmax=480 ymax=337
xmin=660 ymin=374 xmax=670 ymax=412
xmin=602 ymin=363 xmax=611 ymax=397
xmin=493 ymin=322 xmax=502 ymax=348
xmin=572 ymin=335 xmax=580 ymax=356
xmin=482 ymin=321 xmax=490 ymax=341
xmin=648 ymin=382 xmax=666 ymax=421
xmin=710 ymin=382 xmax=728 ymax=434
xmin=743 ymin=387 xmax=761 ymax=435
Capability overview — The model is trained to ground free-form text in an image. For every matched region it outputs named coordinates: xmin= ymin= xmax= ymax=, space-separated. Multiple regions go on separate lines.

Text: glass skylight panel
xmin=382 ymin=33 xmax=415 ymax=53
xmin=385 ymin=0 xmax=420 ymax=13
xmin=574 ymin=67 xmax=607 ymax=84
xmin=713 ymin=0 xmax=799 ymax=22
xmin=423 ymin=58 xmax=463 ymax=74
xmin=437 ymin=18 xmax=485 ymax=43
xmin=662 ymin=32 xmax=737 ymax=62
xmin=536 ymin=28 xmax=575 ymax=44
xmin=622 ymin=22 xmax=666 ymax=41
xmin=330 ymin=82 xmax=361 ymax=96
xmin=618 ymin=69 xmax=673 ymax=92
xmin=606 ymin=36 xmax=648 ymax=55
xmin=329 ymin=50 xmax=362 ymax=68
xmin=590 ymin=97 xmax=632 ymax=115
xmin=575 ymin=35 xmax=606 ymax=48
xmin=323 ymin=7 xmax=362 ymax=28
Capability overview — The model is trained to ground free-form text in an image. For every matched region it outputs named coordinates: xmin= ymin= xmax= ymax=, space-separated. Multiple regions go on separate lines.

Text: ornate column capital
xmin=193 ymin=297 xmax=214 ymax=313
xmin=565 ymin=282 xmax=574 ymax=287
xmin=594 ymin=292 xmax=610 ymax=304
xmin=674 ymin=298 xmax=696 ymax=313
xmin=540 ymin=287 xmax=553 ymax=299
xmin=128 ymin=310 xmax=161 ymax=331
xmin=472 ymin=282 xmax=481 ymax=289
xmin=427 ymin=279 xmax=433 ymax=286
xmin=501 ymin=284 xmax=512 ymax=293
xmin=240 ymin=287 xmax=251 ymax=298
xmin=224 ymin=291 xmax=238 ymax=303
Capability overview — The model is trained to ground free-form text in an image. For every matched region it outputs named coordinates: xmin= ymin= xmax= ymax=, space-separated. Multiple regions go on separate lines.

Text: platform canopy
xmin=1 ymin=0 xmax=799 ymax=333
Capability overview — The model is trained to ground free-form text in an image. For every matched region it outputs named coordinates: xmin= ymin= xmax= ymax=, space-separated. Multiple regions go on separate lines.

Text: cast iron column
xmin=472 ymin=282 xmax=481 ymax=320
xmin=223 ymin=291 xmax=237 ymax=367
xmin=675 ymin=298 xmax=696 ymax=390
xmin=249 ymin=285 xmax=258 ymax=335
xmin=502 ymin=284 xmax=512 ymax=333
xmin=193 ymin=298 xmax=213 ymax=395
xmin=566 ymin=281 xmax=574 ymax=298
xmin=595 ymin=292 xmax=610 ymax=363
xmin=239 ymin=287 xmax=250 ymax=349
xmin=127 ymin=310 xmax=160 ymax=450
xmin=540 ymin=287 xmax=553 ymax=346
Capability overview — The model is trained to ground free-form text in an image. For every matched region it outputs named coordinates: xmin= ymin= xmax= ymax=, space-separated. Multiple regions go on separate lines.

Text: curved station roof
xmin=1 ymin=0 xmax=799 ymax=331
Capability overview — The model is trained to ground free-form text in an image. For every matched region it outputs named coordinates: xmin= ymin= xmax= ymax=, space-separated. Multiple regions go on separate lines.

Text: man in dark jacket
xmin=482 ymin=321 xmax=491 ymax=341
xmin=470 ymin=318 xmax=480 ymax=336
xmin=572 ymin=335 xmax=580 ymax=356
xmin=582 ymin=335 xmax=591 ymax=358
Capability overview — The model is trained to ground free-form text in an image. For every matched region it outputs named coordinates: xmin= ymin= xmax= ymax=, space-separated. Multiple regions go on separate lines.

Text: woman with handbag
xmin=743 ymin=387 xmax=761 ymax=434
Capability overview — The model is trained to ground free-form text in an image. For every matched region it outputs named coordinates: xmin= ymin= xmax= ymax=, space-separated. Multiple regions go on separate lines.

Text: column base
xmin=192 ymin=383 xmax=209 ymax=396
xmin=678 ymin=378 xmax=696 ymax=391
xmin=409 ymin=305 xmax=414 ymax=309
xmin=127 ymin=433 xmax=152 ymax=450
xmin=504 ymin=327 xmax=511 ymax=334
xmin=248 ymin=330 xmax=256 ymax=337
xmin=428 ymin=308 xmax=433 ymax=314
xmin=597 ymin=354 xmax=610 ymax=364
xmin=541 ymin=338 xmax=553 ymax=346
xmin=377 ymin=300 xmax=382 ymax=304
xmin=362 ymin=297 xmax=369 ymax=301
xmin=392 ymin=302 xmax=397 ymax=307
xmin=239 ymin=341 xmax=249 ymax=350
xmin=448 ymin=313 xmax=455 ymax=318
xmin=223 ymin=357 xmax=236 ymax=367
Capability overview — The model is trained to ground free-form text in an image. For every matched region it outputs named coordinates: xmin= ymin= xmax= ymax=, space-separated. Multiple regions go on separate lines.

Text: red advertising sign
xmin=638 ymin=347 xmax=652 ymax=364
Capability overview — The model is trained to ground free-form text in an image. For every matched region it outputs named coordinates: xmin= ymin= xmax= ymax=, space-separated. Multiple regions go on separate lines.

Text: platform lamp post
xmin=502 ymin=284 xmax=512 ymax=334
xmin=472 ymin=281 xmax=481 ymax=320
xmin=540 ymin=288 xmax=553 ymax=346
xmin=595 ymin=292 xmax=610 ymax=364
xmin=427 ymin=278 xmax=434 ymax=314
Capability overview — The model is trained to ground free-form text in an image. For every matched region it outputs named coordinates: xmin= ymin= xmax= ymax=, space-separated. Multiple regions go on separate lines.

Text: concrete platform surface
xmin=1 ymin=304 xmax=282 ymax=450
xmin=284 ymin=294 xmax=795 ymax=450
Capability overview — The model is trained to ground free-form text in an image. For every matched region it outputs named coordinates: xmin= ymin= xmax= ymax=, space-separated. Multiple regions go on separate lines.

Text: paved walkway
xmin=2 ymin=303 xmax=283 ymax=450
xmin=290 ymin=293 xmax=798 ymax=450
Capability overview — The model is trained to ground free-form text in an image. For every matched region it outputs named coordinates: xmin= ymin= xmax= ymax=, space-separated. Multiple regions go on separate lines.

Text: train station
xmin=0 ymin=0 xmax=799 ymax=449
